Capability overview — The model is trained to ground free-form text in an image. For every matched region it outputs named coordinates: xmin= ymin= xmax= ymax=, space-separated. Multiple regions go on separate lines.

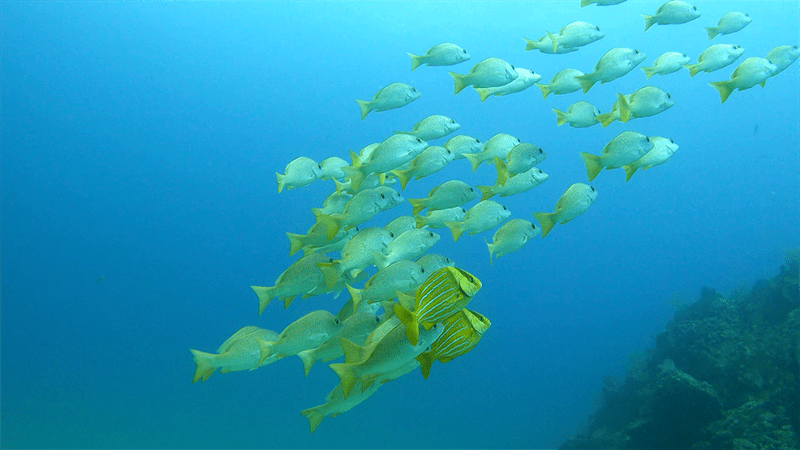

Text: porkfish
xmin=416 ymin=309 xmax=491 ymax=379
xmin=189 ymin=326 xmax=280 ymax=383
xmin=393 ymin=266 xmax=482 ymax=346
xmin=329 ymin=320 xmax=444 ymax=398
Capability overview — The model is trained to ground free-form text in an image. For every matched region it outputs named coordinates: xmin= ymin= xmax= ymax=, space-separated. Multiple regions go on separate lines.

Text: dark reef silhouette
xmin=561 ymin=252 xmax=799 ymax=450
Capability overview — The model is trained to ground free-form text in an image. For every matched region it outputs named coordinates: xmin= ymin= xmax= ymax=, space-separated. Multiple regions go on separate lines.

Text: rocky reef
xmin=561 ymin=253 xmax=800 ymax=450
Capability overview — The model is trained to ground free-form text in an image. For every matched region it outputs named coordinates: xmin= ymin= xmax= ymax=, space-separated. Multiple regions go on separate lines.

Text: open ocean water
xmin=2 ymin=1 xmax=798 ymax=449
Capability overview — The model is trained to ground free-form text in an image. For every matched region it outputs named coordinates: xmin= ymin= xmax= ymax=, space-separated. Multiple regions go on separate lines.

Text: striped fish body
xmin=417 ymin=309 xmax=491 ymax=379
xmin=394 ymin=266 xmax=482 ymax=345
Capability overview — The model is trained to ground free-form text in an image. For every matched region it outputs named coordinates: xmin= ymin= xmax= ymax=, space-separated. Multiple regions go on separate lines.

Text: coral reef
xmin=561 ymin=255 xmax=799 ymax=450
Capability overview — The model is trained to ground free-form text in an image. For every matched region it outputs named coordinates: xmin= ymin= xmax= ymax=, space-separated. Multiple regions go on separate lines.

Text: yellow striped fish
xmin=393 ymin=266 xmax=481 ymax=345
xmin=416 ymin=309 xmax=491 ymax=379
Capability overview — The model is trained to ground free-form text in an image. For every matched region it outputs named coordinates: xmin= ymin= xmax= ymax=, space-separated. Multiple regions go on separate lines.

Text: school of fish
xmin=190 ymin=0 xmax=799 ymax=434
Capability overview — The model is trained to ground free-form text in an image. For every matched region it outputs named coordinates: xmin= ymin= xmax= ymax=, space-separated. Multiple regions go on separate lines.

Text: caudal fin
xmin=642 ymin=14 xmax=657 ymax=32
xmin=580 ymin=0 xmax=593 ymax=6
xmin=300 ymin=406 xmax=325 ymax=434
xmin=317 ymin=261 xmax=342 ymax=289
xmin=595 ymin=111 xmax=618 ymax=128
xmin=579 ymin=152 xmax=603 ymax=181
xmin=255 ymin=338 xmax=275 ymax=365
xmin=189 ymin=349 xmax=217 ymax=383
xmin=685 ymin=63 xmax=702 ymax=77
xmin=575 ymin=73 xmax=597 ymax=94
xmin=623 ymin=164 xmax=639 ymax=182
xmin=408 ymin=198 xmax=427 ymax=215
xmin=493 ymin=156 xmax=510 ymax=186
xmin=445 ymin=220 xmax=466 ymax=242
xmin=486 ymin=239 xmax=496 ymax=267
xmin=545 ymin=30 xmax=558 ymax=53
xmin=709 ymin=80 xmax=734 ymax=103
xmin=474 ymin=88 xmax=492 ymax=102
xmin=355 ymin=98 xmax=372 ymax=120
xmin=329 ymin=362 xmax=359 ymax=399
xmin=524 ymin=37 xmax=538 ymax=51
xmin=297 ymin=349 xmax=317 ymax=377
xmin=393 ymin=302 xmax=420 ymax=345
xmin=704 ymin=27 xmax=719 ymax=40
xmin=449 ymin=71 xmax=468 ymax=95
xmin=641 ymin=66 xmax=656 ymax=79
xmin=416 ymin=352 xmax=435 ymax=380
xmin=531 ymin=212 xmax=557 ymax=238
xmin=463 ymin=151 xmax=484 ymax=172
xmin=316 ymin=213 xmax=342 ymax=241
xmin=251 ymin=285 xmax=274 ymax=314
xmin=476 ymin=185 xmax=495 ymax=202
xmin=391 ymin=168 xmax=412 ymax=190
xmin=553 ymin=108 xmax=568 ymax=126
xmin=286 ymin=232 xmax=305 ymax=256
xmin=617 ymin=93 xmax=632 ymax=123
xmin=536 ymin=83 xmax=551 ymax=99
xmin=276 ymin=173 xmax=285 ymax=193
xmin=408 ymin=52 xmax=423 ymax=71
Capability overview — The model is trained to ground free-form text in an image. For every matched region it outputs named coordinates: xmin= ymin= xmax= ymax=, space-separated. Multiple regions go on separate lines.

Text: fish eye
xmin=421 ymin=267 xmax=425 ymax=273
xmin=670 ymin=139 xmax=675 ymax=143
xmin=595 ymin=26 xmax=600 ymax=30
xmin=502 ymin=206 xmax=507 ymax=210
xmin=429 ymin=232 xmax=434 ymax=237
xmin=683 ymin=53 xmax=687 ymax=57
xmin=329 ymin=257 xmax=334 ymax=262
xmin=475 ymin=139 xmax=481 ymax=143
xmin=646 ymin=137 xmax=651 ymax=142
xmin=539 ymin=148 xmax=543 ymax=154
xmin=417 ymin=138 xmax=423 ymax=143
xmin=380 ymin=193 xmax=385 ymax=199
xmin=511 ymin=65 xmax=515 ymax=70
xmin=318 ymin=164 xmax=322 ymax=169
xmin=469 ymin=187 xmax=474 ymax=192
xmin=389 ymin=232 xmax=394 ymax=237
xmin=692 ymin=6 xmax=697 ymax=9
xmin=335 ymin=319 xmax=340 ymax=325
xmin=463 ymin=49 xmax=467 ymax=54
xmin=446 ymin=149 xmax=452 ymax=154
xmin=667 ymin=93 xmax=672 ymax=99
xmin=461 ymin=208 xmax=466 ymax=213
xmin=532 ymin=223 xmax=538 ymax=229
xmin=375 ymin=316 xmax=380 ymax=323
xmin=591 ymin=186 xmax=596 ymax=192
xmin=537 ymin=169 xmax=543 ymax=173
xmin=450 ymin=119 xmax=456 ymax=124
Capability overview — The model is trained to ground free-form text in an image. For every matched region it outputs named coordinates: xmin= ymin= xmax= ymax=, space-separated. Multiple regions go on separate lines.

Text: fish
xmin=709 ymin=57 xmax=776 ymax=103
xmin=356 ymin=82 xmax=420 ymax=120
xmin=477 ymin=167 xmax=548 ymax=201
xmin=535 ymin=68 xmax=584 ymax=99
xmin=474 ymin=67 xmax=542 ymax=102
xmin=391 ymin=146 xmax=454 ymax=190
xmin=595 ymin=87 xmax=674 ymax=127
xmin=576 ymin=48 xmax=646 ymax=93
xmin=251 ymin=253 xmax=334 ymax=313
xmin=552 ymin=101 xmax=601 ymax=128
xmin=383 ymin=215 xmax=418 ymax=237
xmin=316 ymin=186 xmax=405 ymax=240
xmin=346 ymin=260 xmax=427 ymax=307
xmin=285 ymin=222 xmax=356 ymax=257
xmin=408 ymin=180 xmax=478 ymax=215
xmin=523 ymin=35 xmax=579 ymax=54
xmin=448 ymin=57 xmax=518 ymax=95
xmin=705 ymin=12 xmax=751 ymax=40
xmin=547 ymin=21 xmax=605 ymax=53
xmin=486 ymin=219 xmax=540 ymax=265
xmin=336 ymin=296 xmax=382 ymax=323
xmin=643 ymin=1 xmax=700 ymax=32
xmin=297 ymin=313 xmax=382 ymax=377
xmin=463 ymin=133 xmax=521 ymax=172
xmin=494 ymin=143 xmax=547 ymax=186
xmin=581 ymin=0 xmax=627 ymax=6
xmin=316 ymin=226 xmax=395 ymax=288
xmin=445 ymin=200 xmax=511 ymax=242
xmin=374 ymin=229 xmax=440 ymax=270
xmin=276 ymin=157 xmax=322 ymax=193
xmin=330 ymin=320 xmax=444 ymax=398
xmin=532 ymin=183 xmax=598 ymax=238
xmin=416 ymin=309 xmax=491 ymax=379
xmin=580 ymin=131 xmax=654 ymax=181
xmin=766 ymin=45 xmax=800 ymax=76
xmin=333 ymin=172 xmax=398 ymax=196
xmin=622 ymin=136 xmax=679 ymax=182
xmin=189 ymin=326 xmax=280 ymax=382
xmin=300 ymin=359 xmax=420 ymax=433
xmin=255 ymin=310 xmax=343 ymax=363
xmin=318 ymin=157 xmax=349 ymax=181
xmin=342 ymin=134 xmax=428 ymax=191
xmin=310 ymin=191 xmax=352 ymax=217
xmin=641 ymin=52 xmax=690 ymax=78
xmin=393 ymin=266 xmax=482 ymax=345
xmin=393 ymin=115 xmax=460 ymax=141
xmin=414 ymin=206 xmax=466 ymax=229
xmin=408 ymin=43 xmax=471 ymax=71
xmin=415 ymin=254 xmax=456 ymax=274
xmin=444 ymin=135 xmax=484 ymax=160
xmin=685 ymin=44 xmax=744 ymax=77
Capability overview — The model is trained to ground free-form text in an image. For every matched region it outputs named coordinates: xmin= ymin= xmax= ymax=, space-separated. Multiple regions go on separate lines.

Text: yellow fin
xmin=524 ymin=37 xmax=537 ymax=51
xmin=285 ymin=232 xmax=304 ymax=256
xmin=416 ymin=352 xmax=435 ymax=380
xmin=641 ymin=66 xmax=656 ymax=79
xmin=255 ymin=338 xmax=273 ymax=366
xmin=392 ymin=169 xmax=412 ymax=190
xmin=709 ymin=80 xmax=734 ymax=103
xmin=408 ymin=52 xmax=423 ymax=71
xmin=340 ymin=337 xmax=368 ymax=365
xmin=355 ymin=98 xmax=371 ymax=120
xmin=704 ymin=26 xmax=719 ymax=40
xmin=575 ymin=73 xmax=597 ymax=94
xmin=297 ymin=349 xmax=316 ymax=377
xmin=463 ymin=151 xmax=483 ymax=172
xmin=449 ymin=71 xmax=468 ymax=95
xmin=579 ymin=152 xmax=603 ymax=181
xmin=300 ymin=406 xmax=324 ymax=434
xmin=545 ymin=30 xmax=558 ymax=53
xmin=393 ymin=302 xmax=419 ymax=345
xmin=595 ymin=111 xmax=617 ymax=128
xmin=189 ymin=349 xmax=217 ymax=383
xmin=329 ymin=362 xmax=358 ymax=399
xmin=476 ymin=185 xmax=494 ymax=202
xmin=251 ymin=285 xmax=274 ymax=315
xmin=623 ymin=164 xmax=638 ymax=182
xmin=532 ymin=211 xmax=556 ymax=238
xmin=618 ymin=93 xmax=631 ymax=123
xmin=445 ymin=220 xmax=465 ymax=242
xmin=317 ymin=261 xmax=342 ymax=290
xmin=408 ymin=198 xmax=426 ymax=215
xmin=346 ymin=284 xmax=363 ymax=310
xmin=536 ymin=83 xmax=551 ymax=99
xmin=686 ymin=63 xmax=701 ymax=77
xmin=553 ymin=108 xmax=568 ymax=126
xmin=316 ymin=213 xmax=341 ymax=241
xmin=474 ymin=87 xmax=491 ymax=102
xmin=493 ymin=156 xmax=509 ymax=186
xmin=643 ymin=14 xmax=656 ymax=32
xmin=275 ymin=172 xmax=284 ymax=194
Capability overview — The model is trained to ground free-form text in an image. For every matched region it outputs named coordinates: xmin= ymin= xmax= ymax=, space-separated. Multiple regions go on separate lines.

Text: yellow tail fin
xmin=251 ymin=285 xmax=274 ymax=315
xmin=393 ymin=302 xmax=420 ymax=346
xmin=391 ymin=168 xmax=412 ymax=190
xmin=449 ymin=71 xmax=468 ymax=95
xmin=595 ymin=111 xmax=617 ymax=128
xmin=617 ymin=93 xmax=631 ymax=123
xmin=623 ymin=164 xmax=638 ymax=182
xmin=579 ymin=152 xmax=603 ymax=181
xmin=476 ymin=185 xmax=494 ymax=202
xmin=300 ymin=406 xmax=325 ymax=434
xmin=464 ymin=151 xmax=484 ymax=172
xmin=523 ymin=37 xmax=538 ymax=51
xmin=408 ymin=52 xmax=423 ymax=71
xmin=553 ymin=108 xmax=568 ymax=126
xmin=317 ymin=261 xmax=342 ymax=290
xmin=576 ymin=73 xmax=597 ymax=94
xmin=536 ymin=83 xmax=551 ymax=99
xmin=355 ymin=98 xmax=371 ymax=120
xmin=709 ymin=80 xmax=734 ymax=103
xmin=445 ymin=220 xmax=465 ymax=243
xmin=275 ymin=173 xmax=285 ymax=194
xmin=641 ymin=66 xmax=656 ymax=79
xmin=475 ymin=88 xmax=491 ymax=102
xmin=643 ymin=14 xmax=657 ymax=32
xmin=297 ymin=349 xmax=317 ymax=377
xmin=545 ymin=30 xmax=558 ymax=53
xmin=704 ymin=27 xmax=719 ymax=40
xmin=493 ymin=156 xmax=510 ymax=186
xmin=316 ymin=213 xmax=341 ymax=241
xmin=531 ymin=212 xmax=556 ymax=238
xmin=416 ymin=352 xmax=435 ymax=380
xmin=189 ymin=349 xmax=217 ymax=383
xmin=329 ymin=362 xmax=358 ymax=399
xmin=408 ymin=198 xmax=427 ymax=215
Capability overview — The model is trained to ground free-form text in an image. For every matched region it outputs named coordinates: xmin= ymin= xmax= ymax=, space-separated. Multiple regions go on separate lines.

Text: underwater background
xmin=1 ymin=1 xmax=798 ymax=448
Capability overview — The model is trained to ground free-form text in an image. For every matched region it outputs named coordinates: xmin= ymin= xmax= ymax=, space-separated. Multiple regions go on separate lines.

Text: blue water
xmin=2 ymin=1 xmax=798 ymax=448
